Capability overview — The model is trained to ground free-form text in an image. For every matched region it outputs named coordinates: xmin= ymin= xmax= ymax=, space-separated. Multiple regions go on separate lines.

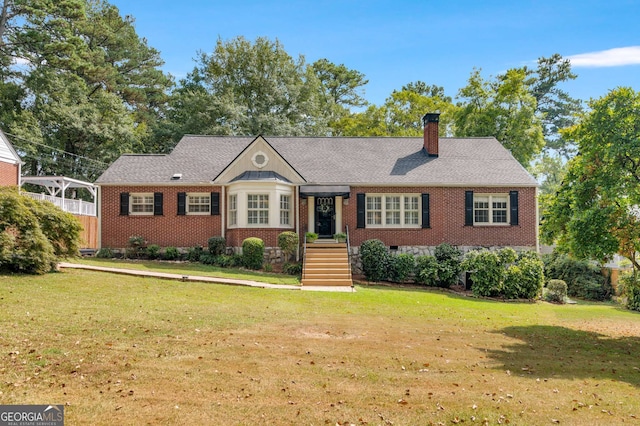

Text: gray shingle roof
xmin=96 ymin=135 xmax=537 ymax=187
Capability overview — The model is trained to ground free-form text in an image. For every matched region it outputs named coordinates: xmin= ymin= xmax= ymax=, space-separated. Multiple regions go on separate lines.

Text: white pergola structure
xmin=21 ymin=176 xmax=97 ymax=216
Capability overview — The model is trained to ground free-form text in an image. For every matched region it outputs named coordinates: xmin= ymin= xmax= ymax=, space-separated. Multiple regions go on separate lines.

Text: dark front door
xmin=315 ymin=197 xmax=335 ymax=238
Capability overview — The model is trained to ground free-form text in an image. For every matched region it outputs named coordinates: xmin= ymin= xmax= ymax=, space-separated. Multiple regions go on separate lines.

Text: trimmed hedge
xmin=242 ymin=237 xmax=265 ymax=270
xmin=208 ymin=236 xmax=226 ymax=256
xmin=545 ymin=279 xmax=568 ymax=304
xmin=278 ymin=231 xmax=299 ymax=261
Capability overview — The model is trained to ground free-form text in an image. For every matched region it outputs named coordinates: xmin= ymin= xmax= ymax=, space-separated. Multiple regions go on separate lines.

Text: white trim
xmin=251 ymin=150 xmax=269 ymax=169
xmin=335 ymin=196 xmax=343 ymax=233
xmin=226 ymin=181 xmax=295 ymax=229
xmin=185 ymin=192 xmax=211 ymax=215
xmin=364 ymin=193 xmax=422 ymax=229
xmin=307 ymin=196 xmax=315 ymax=233
xmin=472 ymin=193 xmax=509 ymax=226
xmin=213 ymin=136 xmax=305 ymax=184
xmin=129 ymin=193 xmax=154 ymax=216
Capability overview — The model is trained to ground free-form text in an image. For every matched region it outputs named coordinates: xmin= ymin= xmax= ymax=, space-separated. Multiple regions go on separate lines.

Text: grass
xmin=2 ymin=269 xmax=640 ymax=425
xmin=72 ymin=257 xmax=300 ymax=285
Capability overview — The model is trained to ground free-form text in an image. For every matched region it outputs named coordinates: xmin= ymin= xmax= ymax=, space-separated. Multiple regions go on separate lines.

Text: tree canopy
xmin=541 ymin=87 xmax=640 ymax=270
xmin=0 ymin=0 xmax=173 ymax=180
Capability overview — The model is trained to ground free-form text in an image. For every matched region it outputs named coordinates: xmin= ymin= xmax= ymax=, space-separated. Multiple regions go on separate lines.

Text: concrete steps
xmin=301 ymin=241 xmax=353 ymax=287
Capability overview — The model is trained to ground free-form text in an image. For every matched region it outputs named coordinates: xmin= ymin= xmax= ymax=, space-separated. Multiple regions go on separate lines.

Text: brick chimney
xmin=423 ymin=113 xmax=440 ymax=157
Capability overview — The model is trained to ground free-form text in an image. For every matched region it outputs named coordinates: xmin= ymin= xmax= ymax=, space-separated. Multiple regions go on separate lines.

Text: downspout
xmin=535 ymin=186 xmax=540 ymax=253
xmin=97 ymin=186 xmax=102 ymax=249
xmin=295 ymin=185 xmax=300 ymax=261
xmin=221 ymin=186 xmax=225 ymax=239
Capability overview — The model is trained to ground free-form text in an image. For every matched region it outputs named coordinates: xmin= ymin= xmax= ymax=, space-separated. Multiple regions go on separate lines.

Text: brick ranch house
xmin=0 ymin=129 xmax=22 ymax=186
xmin=96 ymin=113 xmax=539 ymax=262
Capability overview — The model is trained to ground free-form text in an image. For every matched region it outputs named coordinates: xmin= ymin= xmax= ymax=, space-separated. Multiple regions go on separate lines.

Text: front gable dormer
xmin=213 ymin=136 xmax=305 ymax=184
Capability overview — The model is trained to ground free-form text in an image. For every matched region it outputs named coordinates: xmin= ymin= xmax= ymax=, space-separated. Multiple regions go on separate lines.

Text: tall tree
xmin=541 ymin=88 xmax=640 ymax=270
xmin=0 ymin=0 xmax=173 ymax=180
xmin=455 ymin=68 xmax=545 ymax=166
xmin=168 ymin=36 xmax=328 ymax=138
xmin=528 ymin=53 xmax=582 ymax=159
xmin=311 ymin=58 xmax=368 ymax=109
xmin=335 ymin=81 xmax=456 ymax=137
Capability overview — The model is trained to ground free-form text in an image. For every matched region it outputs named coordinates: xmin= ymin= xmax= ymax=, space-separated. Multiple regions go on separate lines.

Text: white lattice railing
xmin=23 ymin=192 xmax=96 ymax=216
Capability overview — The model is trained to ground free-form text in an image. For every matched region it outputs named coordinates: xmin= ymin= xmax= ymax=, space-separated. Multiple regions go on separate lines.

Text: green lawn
xmin=1 ymin=268 xmax=640 ymax=425
xmin=72 ymin=257 xmax=301 ymax=285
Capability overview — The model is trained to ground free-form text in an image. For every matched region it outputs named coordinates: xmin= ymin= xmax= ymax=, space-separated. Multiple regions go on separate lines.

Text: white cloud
xmin=568 ymin=46 xmax=640 ymax=67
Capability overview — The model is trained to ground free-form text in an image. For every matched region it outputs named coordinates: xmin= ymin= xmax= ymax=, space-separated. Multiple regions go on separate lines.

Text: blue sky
xmin=110 ymin=0 xmax=640 ymax=106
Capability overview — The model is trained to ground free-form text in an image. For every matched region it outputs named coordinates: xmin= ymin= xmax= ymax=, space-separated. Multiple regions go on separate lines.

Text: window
xmin=187 ymin=193 xmax=210 ymax=215
xmin=280 ymin=194 xmax=290 ymax=226
xmin=365 ymin=194 xmax=421 ymax=227
xmin=474 ymin=194 xmax=508 ymax=225
xmin=367 ymin=196 xmax=382 ymax=225
xmin=229 ymin=194 xmax=237 ymax=226
xmin=385 ymin=196 xmax=401 ymax=225
xmin=404 ymin=196 xmax=420 ymax=225
xmin=248 ymin=194 xmax=269 ymax=225
xmin=130 ymin=193 xmax=154 ymax=215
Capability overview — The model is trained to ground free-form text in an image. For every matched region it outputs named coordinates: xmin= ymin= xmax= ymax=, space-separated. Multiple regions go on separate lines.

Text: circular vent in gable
xmin=251 ymin=151 xmax=269 ymax=169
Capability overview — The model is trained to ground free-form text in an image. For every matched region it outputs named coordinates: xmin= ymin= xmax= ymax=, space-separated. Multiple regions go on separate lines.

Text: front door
xmin=315 ymin=197 xmax=335 ymax=238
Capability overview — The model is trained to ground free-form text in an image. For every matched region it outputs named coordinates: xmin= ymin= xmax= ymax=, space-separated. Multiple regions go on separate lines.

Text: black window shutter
xmin=510 ymin=191 xmax=519 ymax=226
xmin=177 ymin=192 xmax=186 ymax=215
xmin=421 ymin=193 xmax=430 ymax=228
xmin=465 ymin=191 xmax=474 ymax=226
xmin=211 ymin=192 xmax=220 ymax=215
xmin=153 ymin=192 xmax=163 ymax=216
xmin=120 ymin=192 xmax=129 ymax=216
xmin=356 ymin=193 xmax=366 ymax=229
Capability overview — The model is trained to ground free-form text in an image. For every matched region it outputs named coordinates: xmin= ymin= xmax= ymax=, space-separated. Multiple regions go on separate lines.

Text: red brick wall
xmin=341 ymin=186 xmax=537 ymax=248
xmin=101 ymin=186 xmax=224 ymax=248
xmin=101 ymin=185 xmax=537 ymax=250
xmin=0 ymin=162 xmax=18 ymax=186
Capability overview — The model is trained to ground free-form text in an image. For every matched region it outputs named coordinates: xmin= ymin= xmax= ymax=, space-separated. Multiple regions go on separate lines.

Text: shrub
xmin=215 ymin=254 xmax=243 ymax=268
xmin=515 ymin=254 xmax=544 ymax=299
xmin=146 ymin=244 xmax=161 ymax=260
xmin=464 ymin=249 xmax=544 ymax=299
xmin=263 ymin=263 xmax=273 ymax=272
xmin=501 ymin=257 xmax=543 ymax=300
xmin=0 ymin=187 xmax=72 ymax=274
xmin=187 ymin=246 xmax=204 ymax=262
xmin=543 ymin=253 xmax=610 ymax=301
xmin=242 ymin=237 xmax=265 ymax=270
xmin=126 ymin=235 xmax=146 ymax=259
xmin=30 ymin=196 xmax=82 ymax=257
xmin=305 ymin=232 xmax=318 ymax=243
xmin=95 ymin=248 xmax=114 ymax=259
xmin=360 ymin=239 xmax=389 ymax=282
xmin=208 ymin=236 xmax=226 ymax=256
xmin=498 ymin=247 xmax=518 ymax=265
xmin=388 ymin=253 xmax=415 ymax=283
xmin=462 ymin=250 xmax=504 ymax=297
xmin=434 ymin=243 xmax=462 ymax=288
xmin=545 ymin=279 xmax=568 ymax=304
xmin=199 ymin=253 xmax=216 ymax=265
xmin=278 ymin=231 xmax=299 ymax=261
xmin=619 ymin=273 xmax=640 ymax=311
xmin=162 ymin=246 xmax=180 ymax=260
xmin=415 ymin=255 xmax=439 ymax=286
xmin=283 ymin=262 xmax=302 ymax=276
